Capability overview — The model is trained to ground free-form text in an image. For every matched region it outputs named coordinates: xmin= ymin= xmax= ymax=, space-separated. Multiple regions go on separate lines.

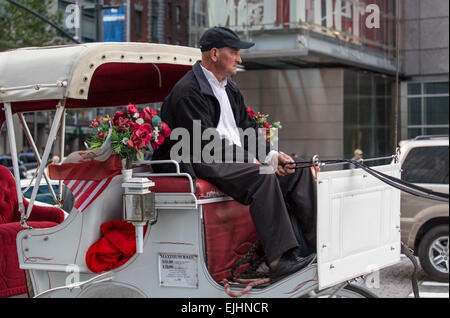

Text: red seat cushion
xmin=149 ymin=177 xmax=227 ymax=199
xmin=202 ymin=201 xmax=259 ymax=282
xmin=0 ymin=166 xmax=19 ymax=224
xmin=1 ymin=165 xmax=65 ymax=298
xmin=0 ymin=221 xmax=60 ymax=298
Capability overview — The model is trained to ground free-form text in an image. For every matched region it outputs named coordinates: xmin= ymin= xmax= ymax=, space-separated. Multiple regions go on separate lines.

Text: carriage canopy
xmin=0 ymin=42 xmax=201 ymax=126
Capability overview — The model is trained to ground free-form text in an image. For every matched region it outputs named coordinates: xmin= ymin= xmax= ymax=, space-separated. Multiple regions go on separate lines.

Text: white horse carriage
xmin=0 ymin=43 xmax=404 ymax=298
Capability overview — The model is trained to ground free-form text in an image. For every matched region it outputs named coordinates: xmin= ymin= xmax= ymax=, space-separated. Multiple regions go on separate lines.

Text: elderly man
xmin=153 ymin=27 xmax=315 ymax=279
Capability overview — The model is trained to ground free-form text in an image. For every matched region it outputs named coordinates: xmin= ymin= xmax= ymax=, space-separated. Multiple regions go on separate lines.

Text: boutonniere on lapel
xmin=246 ymin=107 xmax=282 ymax=144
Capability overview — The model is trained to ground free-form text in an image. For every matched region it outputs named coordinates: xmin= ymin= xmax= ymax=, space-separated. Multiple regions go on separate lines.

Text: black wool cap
xmin=199 ymin=27 xmax=255 ymax=52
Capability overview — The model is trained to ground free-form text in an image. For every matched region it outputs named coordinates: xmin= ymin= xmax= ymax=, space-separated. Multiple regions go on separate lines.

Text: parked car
xmin=398 ymin=135 xmax=449 ymax=282
xmin=20 ymin=178 xmax=73 ymax=213
xmin=0 ymin=155 xmax=27 ymax=179
xmin=18 ymin=152 xmax=40 ymax=170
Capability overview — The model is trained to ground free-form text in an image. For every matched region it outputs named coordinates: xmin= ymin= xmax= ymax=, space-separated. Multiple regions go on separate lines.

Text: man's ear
xmin=210 ymin=48 xmax=218 ymax=62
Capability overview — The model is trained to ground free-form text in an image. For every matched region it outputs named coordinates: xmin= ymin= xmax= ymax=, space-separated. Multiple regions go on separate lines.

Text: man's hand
xmin=276 ymin=152 xmax=295 ymax=176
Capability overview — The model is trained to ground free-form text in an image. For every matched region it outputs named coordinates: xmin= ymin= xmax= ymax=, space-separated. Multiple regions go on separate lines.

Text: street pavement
xmin=361 ymin=255 xmax=449 ymax=298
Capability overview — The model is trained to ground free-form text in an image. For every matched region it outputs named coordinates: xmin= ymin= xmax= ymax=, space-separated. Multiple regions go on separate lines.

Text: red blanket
xmin=85 ymin=220 xmax=146 ymax=273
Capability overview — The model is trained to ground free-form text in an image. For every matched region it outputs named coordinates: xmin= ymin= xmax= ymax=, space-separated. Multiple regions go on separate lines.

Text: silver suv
xmin=398 ymin=135 xmax=449 ymax=282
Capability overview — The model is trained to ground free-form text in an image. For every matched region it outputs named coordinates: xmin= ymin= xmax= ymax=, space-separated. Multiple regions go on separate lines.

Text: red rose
xmin=97 ymin=130 xmax=105 ymax=139
xmin=143 ymin=107 xmax=158 ymax=123
xmin=117 ymin=117 xmax=133 ymax=132
xmin=156 ymin=134 xmax=165 ymax=145
xmin=113 ymin=110 xmax=127 ymax=125
xmin=246 ymin=107 xmax=255 ymax=118
xmin=89 ymin=115 xmax=103 ymax=128
xmin=263 ymin=121 xmax=271 ymax=128
xmin=131 ymin=123 xmax=152 ymax=151
xmin=127 ymin=103 xmax=138 ymax=116
xmin=161 ymin=122 xmax=171 ymax=137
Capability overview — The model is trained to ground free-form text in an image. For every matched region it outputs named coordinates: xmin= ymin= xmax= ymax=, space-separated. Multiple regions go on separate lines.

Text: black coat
xmin=153 ymin=61 xmax=271 ymax=182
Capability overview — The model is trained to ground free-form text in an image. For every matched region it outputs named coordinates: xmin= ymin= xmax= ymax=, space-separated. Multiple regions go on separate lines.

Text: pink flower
xmin=127 ymin=103 xmax=138 ymax=116
xmin=161 ymin=122 xmax=171 ymax=137
xmin=131 ymin=123 xmax=153 ymax=151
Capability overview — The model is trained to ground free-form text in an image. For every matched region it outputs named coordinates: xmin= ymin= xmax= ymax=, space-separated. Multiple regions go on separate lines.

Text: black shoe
xmin=292 ymin=246 xmax=310 ymax=259
xmin=292 ymin=249 xmax=317 ymax=264
xmin=269 ymin=252 xmax=316 ymax=280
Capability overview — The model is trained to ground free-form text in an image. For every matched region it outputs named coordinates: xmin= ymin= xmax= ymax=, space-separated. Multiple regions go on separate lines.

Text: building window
xmin=167 ymin=2 xmax=172 ymax=19
xmin=151 ymin=16 xmax=159 ymax=42
xmin=344 ymin=70 xmax=395 ymax=161
xmin=135 ymin=10 xmax=142 ymax=37
xmin=151 ymin=0 xmax=159 ymax=43
xmin=176 ymin=6 xmax=181 ymax=28
xmin=407 ymin=82 xmax=449 ymax=138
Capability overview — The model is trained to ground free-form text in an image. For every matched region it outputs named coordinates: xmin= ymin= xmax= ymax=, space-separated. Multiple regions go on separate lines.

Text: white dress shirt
xmin=200 ymin=65 xmax=278 ymax=166
xmin=200 ymin=65 xmax=242 ymax=147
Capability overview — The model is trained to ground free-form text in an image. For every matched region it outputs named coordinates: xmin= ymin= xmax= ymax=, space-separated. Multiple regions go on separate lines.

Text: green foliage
xmin=272 ymin=121 xmax=282 ymax=129
xmin=0 ymin=0 xmax=69 ymax=51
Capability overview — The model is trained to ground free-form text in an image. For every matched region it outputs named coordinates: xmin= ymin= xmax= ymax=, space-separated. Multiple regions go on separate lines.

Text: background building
xmin=188 ymin=0 xmax=208 ymax=47
xmin=1 ymin=0 xmax=448 ymax=165
xmin=0 ymin=0 xmax=191 ymax=156
xmin=149 ymin=0 xmax=189 ymax=45
xmin=202 ymin=0 xmax=399 ymax=161
xmin=399 ymin=0 xmax=449 ymax=140
xmin=191 ymin=0 xmax=448 ymax=162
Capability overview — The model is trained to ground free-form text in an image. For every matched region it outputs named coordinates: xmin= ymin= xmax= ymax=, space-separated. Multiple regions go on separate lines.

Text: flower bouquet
xmin=86 ymin=104 xmax=171 ymax=169
xmin=246 ymin=107 xmax=282 ymax=144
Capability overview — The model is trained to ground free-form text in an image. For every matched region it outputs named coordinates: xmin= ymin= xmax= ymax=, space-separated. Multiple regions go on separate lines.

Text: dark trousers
xmin=192 ymin=163 xmax=317 ymax=264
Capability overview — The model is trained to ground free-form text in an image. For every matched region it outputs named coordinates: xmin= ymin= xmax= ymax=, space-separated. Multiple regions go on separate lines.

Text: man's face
xmin=214 ymin=47 xmax=242 ymax=78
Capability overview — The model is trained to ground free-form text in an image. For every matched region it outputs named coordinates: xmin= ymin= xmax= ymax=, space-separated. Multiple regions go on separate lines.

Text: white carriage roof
xmin=0 ymin=42 xmax=201 ymax=110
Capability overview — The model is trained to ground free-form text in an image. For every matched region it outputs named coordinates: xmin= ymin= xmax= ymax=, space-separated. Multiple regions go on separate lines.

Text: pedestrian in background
xmin=350 ymin=149 xmax=363 ymax=169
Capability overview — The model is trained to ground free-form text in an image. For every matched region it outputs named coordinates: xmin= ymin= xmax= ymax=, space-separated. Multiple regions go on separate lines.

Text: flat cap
xmin=199 ymin=27 xmax=255 ymax=52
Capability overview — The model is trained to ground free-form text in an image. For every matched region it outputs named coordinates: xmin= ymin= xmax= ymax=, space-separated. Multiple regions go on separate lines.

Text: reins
xmin=285 ymin=159 xmax=449 ymax=203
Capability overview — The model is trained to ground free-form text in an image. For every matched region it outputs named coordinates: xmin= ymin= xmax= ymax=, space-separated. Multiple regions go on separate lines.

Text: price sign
xmin=158 ymin=253 xmax=198 ymax=288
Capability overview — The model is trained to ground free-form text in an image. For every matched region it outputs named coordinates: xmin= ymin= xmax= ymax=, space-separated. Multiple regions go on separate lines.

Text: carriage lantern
xmin=122 ymin=178 xmax=156 ymax=253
